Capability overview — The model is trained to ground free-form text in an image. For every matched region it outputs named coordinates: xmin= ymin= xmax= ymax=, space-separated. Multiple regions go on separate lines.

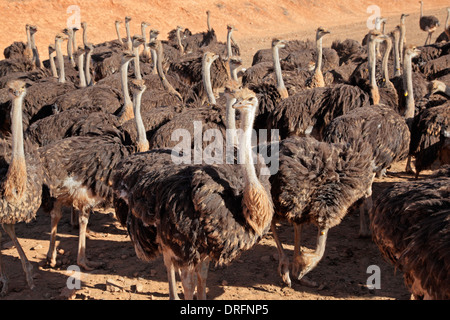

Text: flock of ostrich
xmin=0 ymin=1 xmax=449 ymax=300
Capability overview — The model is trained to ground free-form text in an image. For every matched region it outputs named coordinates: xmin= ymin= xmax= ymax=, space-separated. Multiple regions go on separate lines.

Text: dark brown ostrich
xmin=260 ymin=135 xmax=375 ymax=287
xmin=111 ymin=88 xmax=273 ymax=300
xmin=39 ymin=78 xmax=149 ymax=271
xmin=419 ymin=1 xmax=440 ymax=45
xmin=370 ymin=170 xmax=450 ymax=299
xmin=0 ymin=80 xmax=44 ymax=296
xmin=435 ymin=8 xmax=450 ymax=43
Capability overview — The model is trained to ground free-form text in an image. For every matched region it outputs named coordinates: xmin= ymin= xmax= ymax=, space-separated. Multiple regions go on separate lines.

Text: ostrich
xmin=76 ymin=46 xmax=86 ymax=88
xmin=419 ymin=1 xmax=440 ymax=45
xmin=370 ymin=171 xmax=450 ymax=299
xmin=141 ymin=22 xmax=151 ymax=62
xmin=55 ymin=33 xmax=68 ymax=84
xmin=63 ymin=28 xmax=76 ymax=68
xmin=391 ymin=26 xmax=402 ymax=77
xmin=39 ymin=77 xmax=149 ymax=271
xmin=131 ymin=35 xmax=145 ymax=80
xmin=115 ymin=20 xmax=124 ymax=46
xmin=260 ymin=135 xmax=375 ymax=287
xmin=111 ymin=88 xmax=273 ymax=300
xmin=435 ymin=8 xmax=450 ymax=42
xmin=0 ymin=80 xmax=43 ymax=296
xmin=48 ymin=44 xmax=58 ymax=78
xmin=29 ymin=25 xmax=41 ymax=69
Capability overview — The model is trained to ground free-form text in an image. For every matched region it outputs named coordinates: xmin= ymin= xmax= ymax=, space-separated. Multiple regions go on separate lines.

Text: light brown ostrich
xmin=111 ymin=88 xmax=273 ymax=300
xmin=419 ymin=1 xmax=440 ymax=45
xmin=0 ymin=80 xmax=43 ymax=296
xmin=370 ymin=171 xmax=450 ymax=299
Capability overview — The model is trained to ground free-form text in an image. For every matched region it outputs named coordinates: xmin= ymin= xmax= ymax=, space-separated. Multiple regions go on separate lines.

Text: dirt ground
xmin=0 ymin=0 xmax=449 ymax=301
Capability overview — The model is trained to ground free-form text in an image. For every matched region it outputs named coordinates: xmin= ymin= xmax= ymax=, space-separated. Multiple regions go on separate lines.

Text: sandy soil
xmin=0 ymin=0 xmax=449 ymax=301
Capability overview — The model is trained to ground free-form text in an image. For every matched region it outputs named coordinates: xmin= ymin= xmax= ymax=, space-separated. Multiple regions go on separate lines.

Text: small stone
xmin=30 ymin=244 xmax=43 ymax=250
xmin=133 ymin=283 xmax=144 ymax=293
xmin=58 ymin=248 xmax=65 ymax=255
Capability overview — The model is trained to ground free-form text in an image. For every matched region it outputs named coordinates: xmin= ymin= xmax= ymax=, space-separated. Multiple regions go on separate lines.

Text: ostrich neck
xmin=176 ymin=29 xmax=184 ymax=54
xmin=30 ymin=32 xmax=41 ymax=68
xmin=85 ymin=50 xmax=92 ymax=86
xmin=382 ymin=38 xmax=392 ymax=85
xmin=403 ymin=54 xmax=415 ymax=119
xmin=446 ymin=10 xmax=450 ymax=29
xmin=141 ymin=26 xmax=149 ymax=54
xmin=49 ymin=51 xmax=58 ymax=77
xmin=55 ymin=40 xmax=66 ymax=83
xmin=11 ymin=94 xmax=25 ymax=160
xmin=26 ymin=28 xmax=32 ymax=50
xmin=230 ymin=64 xmax=239 ymax=82
xmin=72 ymin=30 xmax=77 ymax=50
xmin=225 ymin=97 xmax=237 ymax=145
xmin=315 ymin=37 xmax=323 ymax=73
xmin=121 ymin=59 xmax=133 ymax=113
xmin=227 ymin=30 xmax=233 ymax=59
xmin=207 ymin=14 xmax=211 ymax=31
xmin=78 ymin=53 xmax=86 ymax=87
xmin=399 ymin=23 xmax=406 ymax=62
xmin=392 ymin=33 xmax=401 ymax=77
xmin=133 ymin=90 xmax=149 ymax=152
xmin=420 ymin=2 xmax=423 ymax=17
xmin=115 ymin=24 xmax=123 ymax=44
xmin=272 ymin=45 xmax=288 ymax=98
xmin=82 ymin=26 xmax=87 ymax=47
xmin=368 ymin=39 xmax=380 ymax=104
xmin=155 ymin=43 xmax=182 ymax=101
xmin=239 ymin=108 xmax=259 ymax=186
xmin=203 ymin=59 xmax=216 ymax=104
xmin=67 ymin=33 xmax=74 ymax=65
xmin=133 ymin=45 xmax=142 ymax=80
xmin=125 ymin=22 xmax=132 ymax=50
xmin=150 ymin=48 xmax=157 ymax=74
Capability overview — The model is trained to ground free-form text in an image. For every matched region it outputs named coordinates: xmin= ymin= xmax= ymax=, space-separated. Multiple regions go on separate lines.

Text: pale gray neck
xmin=176 ymin=29 xmax=184 ymax=54
xmin=272 ymin=45 xmax=286 ymax=94
xmin=420 ymin=2 xmax=423 ymax=17
xmin=230 ymin=64 xmax=239 ymax=81
xmin=67 ymin=32 xmax=75 ymax=67
xmin=133 ymin=44 xmax=142 ymax=80
xmin=49 ymin=49 xmax=58 ymax=78
xmin=133 ymin=89 xmax=148 ymax=147
xmin=116 ymin=23 xmax=123 ymax=44
xmin=82 ymin=26 xmax=87 ymax=47
xmin=238 ymin=106 xmax=259 ymax=186
xmin=368 ymin=39 xmax=377 ymax=89
xmin=226 ymin=29 xmax=233 ymax=59
xmin=26 ymin=28 xmax=32 ymax=51
xmin=403 ymin=53 xmax=415 ymax=119
xmin=55 ymin=40 xmax=66 ymax=83
xmin=30 ymin=32 xmax=41 ymax=68
xmin=399 ymin=23 xmax=406 ymax=63
xmin=121 ymin=59 xmax=133 ymax=111
xmin=446 ymin=10 xmax=450 ymax=28
xmin=85 ymin=49 xmax=92 ymax=86
xmin=78 ymin=52 xmax=86 ymax=87
xmin=155 ymin=42 xmax=182 ymax=101
xmin=315 ymin=37 xmax=323 ymax=73
xmin=382 ymin=37 xmax=393 ymax=86
xmin=202 ymin=58 xmax=216 ymax=104
xmin=11 ymin=94 xmax=25 ymax=159
xmin=125 ymin=22 xmax=132 ymax=51
xmin=392 ymin=32 xmax=401 ymax=77
xmin=141 ymin=26 xmax=149 ymax=53
xmin=150 ymin=48 xmax=157 ymax=74
xmin=207 ymin=13 xmax=211 ymax=31
xmin=72 ymin=30 xmax=77 ymax=51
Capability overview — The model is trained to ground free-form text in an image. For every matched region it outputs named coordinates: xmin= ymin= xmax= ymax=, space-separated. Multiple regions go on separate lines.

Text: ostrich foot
xmin=291 ymin=248 xmax=322 ymax=283
xmin=278 ymin=254 xmax=292 ymax=288
xmin=77 ymin=258 xmax=104 ymax=271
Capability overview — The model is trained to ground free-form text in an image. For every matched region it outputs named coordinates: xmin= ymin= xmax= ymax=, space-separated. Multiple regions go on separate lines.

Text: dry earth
xmin=0 ymin=0 xmax=449 ymax=302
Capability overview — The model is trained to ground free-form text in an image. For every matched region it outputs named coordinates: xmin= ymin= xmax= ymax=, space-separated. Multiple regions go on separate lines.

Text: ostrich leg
xmin=271 ymin=221 xmax=292 ymax=287
xmin=2 ymin=224 xmax=35 ymax=291
xmin=46 ymin=200 xmax=63 ymax=267
xmin=180 ymin=266 xmax=195 ymax=300
xmin=196 ymin=257 xmax=210 ymax=300
xmin=0 ymin=230 xmax=8 ymax=296
xmin=77 ymin=206 xmax=103 ymax=270
xmin=292 ymin=226 xmax=328 ymax=285
xmin=163 ymin=250 xmax=180 ymax=300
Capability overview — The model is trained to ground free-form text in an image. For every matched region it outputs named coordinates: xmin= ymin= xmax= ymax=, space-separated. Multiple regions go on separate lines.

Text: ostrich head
xmin=229 ymin=56 xmax=242 ymax=68
xmin=150 ymin=29 xmax=160 ymax=40
xmin=401 ymin=13 xmax=409 ymax=21
xmin=48 ymin=44 xmax=55 ymax=54
xmin=55 ymin=33 xmax=68 ymax=42
xmin=316 ymin=27 xmax=330 ymax=39
xmin=7 ymin=80 xmax=27 ymax=99
xmin=125 ymin=16 xmax=132 ymax=23
xmin=203 ymin=51 xmax=219 ymax=65
xmin=29 ymin=25 xmax=38 ymax=35
xmin=121 ymin=50 xmax=136 ymax=61
xmin=405 ymin=45 xmax=421 ymax=58
xmin=272 ymin=38 xmax=286 ymax=49
xmin=84 ymin=42 xmax=94 ymax=52
xmin=233 ymin=88 xmax=258 ymax=112
xmin=426 ymin=80 xmax=446 ymax=96
xmin=115 ymin=20 xmax=122 ymax=26
xmin=132 ymin=35 xmax=145 ymax=47
xmin=129 ymin=78 xmax=147 ymax=93
xmin=227 ymin=24 xmax=237 ymax=32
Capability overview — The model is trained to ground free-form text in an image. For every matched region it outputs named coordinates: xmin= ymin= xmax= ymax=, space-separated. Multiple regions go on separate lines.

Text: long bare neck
xmin=133 ymin=44 xmax=142 ymax=80
xmin=272 ymin=45 xmax=288 ymax=99
xmin=82 ymin=26 xmax=87 ymax=47
xmin=125 ymin=22 xmax=132 ymax=51
xmin=119 ymin=59 xmax=133 ymax=123
xmin=141 ymin=26 xmax=149 ymax=55
xmin=238 ymin=105 xmax=272 ymax=236
xmin=315 ymin=37 xmax=323 ymax=73
xmin=392 ymin=32 xmax=401 ymax=77
xmin=203 ymin=58 xmax=216 ymax=104
xmin=176 ymin=29 xmax=184 ymax=54
xmin=78 ymin=52 xmax=86 ymax=87
xmin=368 ymin=39 xmax=379 ymax=104
xmin=230 ymin=64 xmax=239 ymax=82
xmin=399 ymin=22 xmax=406 ymax=63
xmin=26 ymin=28 xmax=32 ymax=51
xmin=382 ymin=37 xmax=393 ymax=88
xmin=403 ymin=53 xmax=415 ymax=119
xmin=226 ymin=29 xmax=233 ymax=59
xmin=55 ymin=40 xmax=66 ymax=83
xmin=150 ymin=47 xmax=157 ymax=74
xmin=207 ymin=13 xmax=211 ymax=31
xmin=30 ymin=32 xmax=41 ymax=68
xmin=72 ymin=30 xmax=77 ymax=51
xmin=49 ymin=49 xmax=58 ymax=78
xmin=420 ymin=2 xmax=423 ymax=17
xmin=446 ymin=10 xmax=450 ymax=29
xmin=155 ymin=42 xmax=182 ymax=101
xmin=225 ymin=96 xmax=237 ymax=145
xmin=85 ymin=49 xmax=92 ymax=86
xmin=133 ymin=89 xmax=149 ymax=152
xmin=5 ymin=93 xmax=27 ymax=201
xmin=116 ymin=23 xmax=123 ymax=45
xmin=67 ymin=32 xmax=75 ymax=67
